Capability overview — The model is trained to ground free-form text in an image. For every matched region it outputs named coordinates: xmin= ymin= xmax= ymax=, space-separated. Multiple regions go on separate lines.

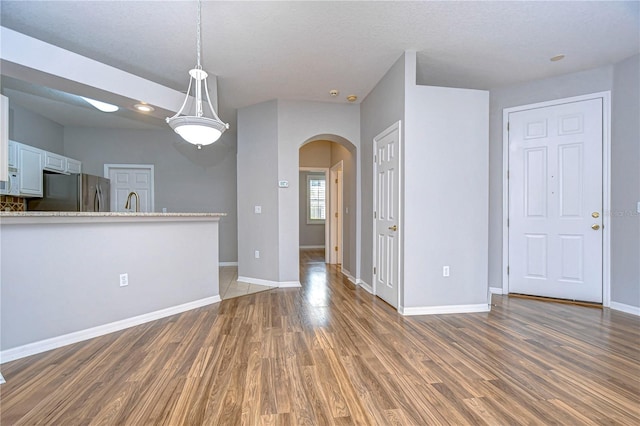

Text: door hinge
xmin=507 ymin=122 xmax=510 ymax=131
xmin=373 ymin=267 xmax=376 ymax=275
xmin=335 ymin=246 xmax=338 ymax=251
xmin=335 ymin=178 xmax=338 ymax=184
xmin=507 ymin=218 xmax=509 ymax=227
xmin=374 ymin=155 xmax=377 ymax=163
xmin=507 ymin=170 xmax=509 ymax=179
xmin=335 ymin=212 xmax=338 ymax=218
xmin=374 ymin=211 xmax=377 ymax=219
xmin=507 ymin=266 xmax=510 ymax=275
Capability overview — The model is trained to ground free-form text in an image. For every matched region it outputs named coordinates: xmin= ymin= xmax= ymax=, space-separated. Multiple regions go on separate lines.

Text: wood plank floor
xmin=1 ymin=251 xmax=639 ymax=425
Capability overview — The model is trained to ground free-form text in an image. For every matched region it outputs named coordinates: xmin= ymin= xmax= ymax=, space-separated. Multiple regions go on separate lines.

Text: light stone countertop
xmin=0 ymin=211 xmax=226 ymax=224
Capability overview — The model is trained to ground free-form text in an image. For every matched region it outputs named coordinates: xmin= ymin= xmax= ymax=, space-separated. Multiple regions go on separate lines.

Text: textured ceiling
xmin=1 ymin=0 xmax=638 ymax=127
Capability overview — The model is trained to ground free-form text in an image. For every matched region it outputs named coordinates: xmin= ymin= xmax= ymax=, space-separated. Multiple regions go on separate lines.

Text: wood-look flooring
xmin=1 ymin=250 xmax=639 ymax=425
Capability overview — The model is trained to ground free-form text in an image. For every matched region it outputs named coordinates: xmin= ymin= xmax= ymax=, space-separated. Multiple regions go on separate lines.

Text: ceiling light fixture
xmin=81 ymin=96 xmax=118 ymax=113
xmin=134 ymin=103 xmax=155 ymax=112
xmin=346 ymin=95 xmax=358 ymax=102
xmin=550 ymin=54 xmax=566 ymax=62
xmin=166 ymin=0 xmax=228 ymax=148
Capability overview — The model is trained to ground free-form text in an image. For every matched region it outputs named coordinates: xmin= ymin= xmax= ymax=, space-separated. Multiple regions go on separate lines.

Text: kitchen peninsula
xmin=0 ymin=212 xmax=225 ymax=362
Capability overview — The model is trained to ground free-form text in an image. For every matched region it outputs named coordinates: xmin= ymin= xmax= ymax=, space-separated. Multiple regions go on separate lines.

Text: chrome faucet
xmin=124 ymin=191 xmax=140 ymax=212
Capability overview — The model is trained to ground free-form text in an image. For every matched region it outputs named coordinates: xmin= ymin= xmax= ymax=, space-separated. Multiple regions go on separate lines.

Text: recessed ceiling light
xmin=134 ymin=103 xmax=155 ymax=112
xmin=81 ymin=96 xmax=118 ymax=112
xmin=550 ymin=54 xmax=565 ymax=62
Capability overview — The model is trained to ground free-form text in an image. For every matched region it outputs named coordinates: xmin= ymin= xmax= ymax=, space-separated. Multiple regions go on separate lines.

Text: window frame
xmin=306 ymin=173 xmax=326 ymax=225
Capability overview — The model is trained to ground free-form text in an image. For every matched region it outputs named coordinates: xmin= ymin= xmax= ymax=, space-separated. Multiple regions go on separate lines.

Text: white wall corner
xmin=0 ymin=296 xmax=221 ymax=364
xmin=490 ymin=287 xmax=504 ymax=295
xmin=400 ymin=304 xmax=491 ymax=316
xmin=341 ymin=268 xmax=357 ymax=285
xmin=609 ymin=302 xmax=640 ymax=316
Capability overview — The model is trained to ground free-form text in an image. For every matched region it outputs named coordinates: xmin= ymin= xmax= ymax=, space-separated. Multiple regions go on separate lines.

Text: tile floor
xmin=219 ymin=266 xmax=273 ymax=300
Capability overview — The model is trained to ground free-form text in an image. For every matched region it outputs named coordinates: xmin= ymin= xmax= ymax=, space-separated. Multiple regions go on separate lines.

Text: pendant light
xmin=166 ymin=0 xmax=228 ymax=148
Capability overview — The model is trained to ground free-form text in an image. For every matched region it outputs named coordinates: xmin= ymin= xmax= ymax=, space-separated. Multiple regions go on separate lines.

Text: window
xmin=307 ymin=174 xmax=326 ymax=224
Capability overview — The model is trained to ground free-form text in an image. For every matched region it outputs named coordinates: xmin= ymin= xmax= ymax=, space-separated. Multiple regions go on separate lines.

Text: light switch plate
xmin=278 ymin=180 xmax=289 ymax=188
xmin=254 ymin=205 xmax=262 ymax=214
xmin=637 ymin=202 xmax=640 ymax=214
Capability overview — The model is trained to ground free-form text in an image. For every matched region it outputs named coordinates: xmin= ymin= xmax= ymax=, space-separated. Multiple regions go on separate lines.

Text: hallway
xmin=1 ymin=252 xmax=639 ymax=424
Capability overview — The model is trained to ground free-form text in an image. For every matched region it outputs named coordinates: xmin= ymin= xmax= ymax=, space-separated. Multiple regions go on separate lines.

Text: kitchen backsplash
xmin=0 ymin=195 xmax=26 ymax=211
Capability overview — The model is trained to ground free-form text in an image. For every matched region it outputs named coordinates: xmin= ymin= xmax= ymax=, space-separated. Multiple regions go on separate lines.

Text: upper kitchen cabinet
xmin=66 ymin=158 xmax=82 ymax=174
xmin=44 ymin=151 xmax=66 ymax=173
xmin=1 ymin=95 xmax=8 ymax=181
xmin=17 ymin=143 xmax=44 ymax=197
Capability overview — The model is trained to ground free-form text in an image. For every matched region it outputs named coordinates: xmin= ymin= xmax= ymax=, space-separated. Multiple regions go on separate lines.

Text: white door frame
xmin=502 ymin=92 xmax=611 ymax=306
xmin=330 ymin=161 xmax=344 ymax=265
xmin=372 ymin=121 xmax=403 ymax=309
xmin=299 ymin=166 xmax=330 ymax=262
xmin=104 ymin=164 xmax=155 ymax=212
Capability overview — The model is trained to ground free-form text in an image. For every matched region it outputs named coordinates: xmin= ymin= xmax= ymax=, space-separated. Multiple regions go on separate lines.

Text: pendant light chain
xmin=196 ymin=0 xmax=202 ymax=69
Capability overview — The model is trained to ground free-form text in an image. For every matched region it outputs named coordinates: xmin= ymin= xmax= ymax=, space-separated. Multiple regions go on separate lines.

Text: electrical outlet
xmin=255 ymin=205 xmax=262 ymax=214
xmin=254 ymin=250 xmax=260 ymax=259
xmin=443 ymin=266 xmax=450 ymax=277
xmin=120 ymin=273 xmax=129 ymax=287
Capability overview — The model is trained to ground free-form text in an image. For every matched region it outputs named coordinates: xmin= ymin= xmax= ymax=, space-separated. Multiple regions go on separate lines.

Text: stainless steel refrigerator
xmin=27 ymin=173 xmax=111 ymax=212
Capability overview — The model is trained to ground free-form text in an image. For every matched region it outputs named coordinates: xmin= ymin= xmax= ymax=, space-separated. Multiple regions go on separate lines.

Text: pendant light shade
xmin=166 ymin=0 xmax=228 ymax=147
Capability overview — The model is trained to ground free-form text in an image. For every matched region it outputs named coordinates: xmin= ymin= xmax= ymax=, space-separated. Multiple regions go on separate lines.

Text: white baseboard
xmin=0 ymin=295 xmax=221 ymax=364
xmin=610 ymin=301 xmax=640 ymax=316
xmin=219 ymin=261 xmax=239 ymax=267
xmin=490 ymin=287 xmax=503 ymax=295
xmin=359 ymin=280 xmax=374 ymax=294
xmin=300 ymin=245 xmax=325 ymax=250
xmin=237 ymin=276 xmax=302 ymax=288
xmin=400 ymin=303 xmax=491 ymax=316
xmin=0 ymin=373 xmax=5 ymax=384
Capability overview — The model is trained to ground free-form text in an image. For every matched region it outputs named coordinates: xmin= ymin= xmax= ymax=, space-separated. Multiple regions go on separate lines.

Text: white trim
xmin=359 ymin=280 xmax=374 ymax=294
xmin=237 ymin=275 xmax=301 ymax=288
xmin=372 ymin=121 xmax=403 ymax=309
xmin=610 ymin=302 xmax=640 ymax=316
xmin=0 ymin=296 xmax=221 ymax=364
xmin=219 ymin=261 xmax=239 ymax=267
xmin=400 ymin=304 xmax=491 ymax=316
xmin=329 ymin=161 xmax=344 ymax=265
xmin=0 ymin=373 xmax=5 ymax=384
xmin=502 ymin=92 xmax=611 ymax=306
xmin=104 ymin=163 xmax=155 ymax=213
xmin=300 ymin=167 xmax=331 ymax=263
xmin=490 ymin=287 xmax=504 ymax=295
xmin=300 ymin=245 xmax=325 ymax=250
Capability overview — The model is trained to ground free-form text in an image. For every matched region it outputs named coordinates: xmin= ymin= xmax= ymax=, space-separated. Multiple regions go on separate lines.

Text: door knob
xmin=388 ymin=225 xmax=397 ymax=231
xmin=592 ymin=212 xmax=600 ymax=218
xmin=592 ymin=224 xmax=600 ymax=230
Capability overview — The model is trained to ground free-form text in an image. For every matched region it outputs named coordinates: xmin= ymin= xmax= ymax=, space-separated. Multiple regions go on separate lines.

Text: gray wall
xmin=7 ymin=102 xmax=64 ymax=154
xmin=63 ymin=127 xmax=238 ymax=262
xmin=360 ymin=54 xmax=405 ymax=286
xmin=299 ymin=171 xmax=326 ymax=247
xmin=1 ymin=218 xmax=219 ymax=351
xmin=488 ymin=65 xmax=614 ymax=289
xmin=237 ymin=100 xmax=280 ymax=282
xmin=611 ymin=54 xmax=640 ymax=308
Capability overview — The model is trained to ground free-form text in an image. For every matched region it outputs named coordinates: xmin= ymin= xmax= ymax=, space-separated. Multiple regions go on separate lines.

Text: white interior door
xmin=373 ymin=122 xmax=401 ymax=308
xmin=105 ymin=165 xmax=154 ymax=212
xmin=330 ymin=162 xmax=343 ymax=265
xmin=508 ymin=98 xmax=603 ymax=303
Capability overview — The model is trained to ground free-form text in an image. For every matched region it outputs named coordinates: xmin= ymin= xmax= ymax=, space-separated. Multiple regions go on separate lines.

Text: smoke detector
xmin=329 ymin=89 xmax=339 ymax=97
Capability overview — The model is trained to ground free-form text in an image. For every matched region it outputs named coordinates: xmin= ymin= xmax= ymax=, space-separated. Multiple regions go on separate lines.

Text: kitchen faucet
xmin=124 ymin=191 xmax=140 ymax=212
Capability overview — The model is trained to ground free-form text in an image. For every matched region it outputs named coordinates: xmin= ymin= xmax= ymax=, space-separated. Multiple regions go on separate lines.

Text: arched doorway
xmin=298 ymin=135 xmax=357 ymax=279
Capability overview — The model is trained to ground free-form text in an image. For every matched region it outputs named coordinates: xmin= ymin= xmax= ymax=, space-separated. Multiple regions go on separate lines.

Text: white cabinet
xmin=44 ymin=151 xmax=66 ymax=173
xmin=66 ymin=158 xmax=82 ymax=174
xmin=8 ymin=140 xmax=17 ymax=168
xmin=0 ymin=95 xmax=8 ymax=181
xmin=17 ymin=143 xmax=43 ymax=197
